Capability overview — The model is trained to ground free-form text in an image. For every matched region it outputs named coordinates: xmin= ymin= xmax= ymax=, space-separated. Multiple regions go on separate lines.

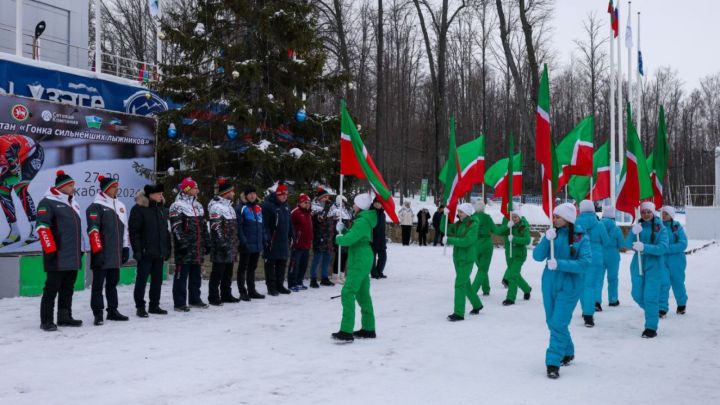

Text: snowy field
xmin=1 ymin=243 xmax=719 ymax=405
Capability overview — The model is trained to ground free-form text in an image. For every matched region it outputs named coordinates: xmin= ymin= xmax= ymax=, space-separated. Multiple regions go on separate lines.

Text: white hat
xmin=457 ymin=203 xmax=475 ymax=216
xmin=602 ymin=205 xmax=616 ymax=219
xmin=640 ymin=201 xmax=656 ymax=213
xmin=553 ymin=202 xmax=577 ymax=224
xmin=660 ymin=206 xmax=676 ymax=219
xmin=474 ymin=201 xmax=486 ymax=212
xmin=353 ymin=193 xmax=373 ymax=211
xmin=579 ymin=200 xmax=595 ymax=213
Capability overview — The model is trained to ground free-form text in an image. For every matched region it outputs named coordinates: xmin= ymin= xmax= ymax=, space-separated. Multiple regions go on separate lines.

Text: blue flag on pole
xmin=638 ymin=51 xmax=644 ymax=76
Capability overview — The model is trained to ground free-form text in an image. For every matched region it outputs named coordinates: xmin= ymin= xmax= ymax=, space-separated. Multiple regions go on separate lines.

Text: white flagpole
xmin=590 ymin=176 xmax=594 ymax=201
xmin=636 ymin=207 xmax=643 ymax=276
xmin=548 ymin=180 xmax=555 ymax=260
xmin=336 ymin=174 xmax=344 ymax=283
xmin=609 ymin=3 xmax=617 ymax=206
xmin=617 ymin=0 xmax=625 ymax=177
xmin=626 ymin=1 xmax=633 ymax=124
xmin=637 ymin=12 xmax=643 ymax=140
xmin=443 ymin=209 xmax=449 ymax=256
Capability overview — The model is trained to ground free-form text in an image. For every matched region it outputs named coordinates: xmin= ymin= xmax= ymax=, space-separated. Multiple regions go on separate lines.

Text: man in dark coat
xmin=371 ymin=199 xmax=388 ymax=279
xmin=417 ymin=208 xmax=431 ymax=246
xmin=36 ymin=170 xmax=84 ymax=331
xmin=86 ymin=175 xmax=131 ymax=325
xmin=262 ymin=183 xmax=293 ymax=295
xmin=207 ymin=178 xmax=240 ymax=305
xmin=432 ymin=204 xmax=445 ymax=246
xmin=235 ymin=185 xmax=266 ymax=301
xmin=129 ymin=183 xmax=171 ymax=317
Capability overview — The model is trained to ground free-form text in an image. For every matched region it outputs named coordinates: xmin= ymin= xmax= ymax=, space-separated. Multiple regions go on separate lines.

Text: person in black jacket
xmin=262 ymin=183 xmax=293 ymax=295
xmin=432 ymin=204 xmax=445 ymax=246
xmin=36 ymin=170 xmax=84 ymax=331
xmin=371 ymin=199 xmax=388 ymax=279
xmin=129 ymin=184 xmax=171 ymax=317
xmin=417 ymin=208 xmax=431 ymax=246
xmin=86 ymin=176 xmax=131 ymax=325
xmin=235 ymin=185 xmax=266 ymax=301
xmin=207 ymin=178 xmax=240 ymax=305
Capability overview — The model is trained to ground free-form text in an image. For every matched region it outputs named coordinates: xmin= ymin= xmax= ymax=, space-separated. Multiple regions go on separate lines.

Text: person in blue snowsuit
xmin=597 ymin=205 xmax=625 ymax=307
xmin=575 ymin=200 xmax=609 ymax=327
xmin=533 ymin=203 xmax=592 ymax=380
xmin=659 ymin=206 xmax=688 ymax=316
xmin=625 ymin=201 xmax=669 ymax=338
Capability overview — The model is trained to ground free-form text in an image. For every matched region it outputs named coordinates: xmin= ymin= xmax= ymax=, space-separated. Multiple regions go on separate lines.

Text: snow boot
xmin=677 ymin=305 xmax=686 ymax=315
xmin=659 ymin=310 xmax=667 ymax=319
xmin=470 ymin=305 xmax=483 ymax=315
xmin=583 ymin=315 xmax=595 ymax=328
xmin=222 ymin=295 xmax=241 ymax=303
xmin=136 ymin=307 xmax=149 ymax=318
xmin=310 ymin=279 xmax=320 ymax=288
xmin=190 ymin=301 xmax=209 ymax=309
xmin=608 ymin=301 xmax=620 ymax=307
xmin=447 ymin=314 xmax=464 ymax=322
xmin=320 ymin=278 xmax=335 ymax=286
xmin=93 ymin=312 xmax=104 ymax=326
xmin=248 ymin=289 xmax=265 ymax=299
xmin=547 ymin=366 xmax=560 ymax=379
xmin=208 ymin=299 xmax=224 ymax=306
xmin=57 ymin=309 xmax=82 ymax=327
xmin=174 ymin=306 xmax=191 ymax=312
xmin=277 ymin=286 xmax=291 ymax=294
xmin=523 ymin=291 xmax=531 ymax=301
xmin=332 ymin=331 xmax=354 ymax=342
xmin=595 ymin=302 xmax=603 ymax=312
xmin=148 ymin=306 xmax=168 ymax=315
xmin=641 ymin=329 xmax=657 ymax=338
xmin=502 ymin=299 xmax=515 ymax=306
xmin=41 ymin=322 xmax=58 ymax=332
xmin=107 ymin=309 xmax=129 ymax=321
xmin=353 ymin=329 xmax=377 ymax=339
xmin=561 ymin=355 xmax=575 ymax=366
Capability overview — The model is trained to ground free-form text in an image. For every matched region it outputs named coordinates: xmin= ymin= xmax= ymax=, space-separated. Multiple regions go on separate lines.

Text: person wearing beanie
xmin=471 ymin=200 xmax=497 ymax=296
xmin=494 ymin=209 xmax=532 ymax=306
xmin=207 ymin=178 xmax=240 ymax=306
xmin=288 ymin=193 xmax=313 ymax=291
xmin=533 ymin=202 xmax=592 ymax=379
xmin=36 ymin=170 xmax=84 ymax=331
xmin=332 ymin=193 xmax=378 ymax=342
xmin=574 ymin=200 xmax=609 ymax=327
xmin=598 ymin=205 xmax=625 ymax=308
xmin=330 ymin=194 xmax=353 ymax=279
xmin=235 ymin=185 xmax=266 ymax=301
xmin=169 ymin=177 xmax=211 ymax=311
xmin=439 ymin=203 xmax=483 ymax=321
xmin=86 ymin=175 xmax=131 ymax=325
xmin=370 ymin=198 xmax=388 ymax=279
xmin=398 ymin=201 xmax=414 ymax=245
xmin=129 ymin=183 xmax=171 ymax=317
xmin=659 ymin=206 xmax=688 ymax=316
xmin=309 ymin=189 xmax=336 ymax=287
xmin=261 ymin=182 xmax=294 ymax=295
xmin=432 ymin=204 xmax=445 ymax=246
xmin=625 ymin=201 xmax=669 ymax=338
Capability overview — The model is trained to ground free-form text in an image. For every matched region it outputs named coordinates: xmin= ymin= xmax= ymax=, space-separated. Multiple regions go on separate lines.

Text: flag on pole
xmin=609 ymin=1 xmax=619 ymax=38
xmin=625 ymin=9 xmax=633 ymax=49
xmin=556 ymin=116 xmax=595 ymax=189
xmin=650 ymin=105 xmax=669 ymax=207
xmin=439 ymin=135 xmax=485 ymax=198
xmin=638 ymin=51 xmax=644 ymax=75
xmin=535 ymin=65 xmax=559 ymax=217
xmin=339 ymin=100 xmax=399 ymax=223
xmin=616 ymin=103 xmax=653 ymax=218
xmin=485 ymin=152 xmax=522 ymax=219
xmin=568 ymin=141 xmax=611 ymax=202
xmin=440 ymin=116 xmax=463 ymax=224
xmin=138 ymin=64 xmax=146 ymax=83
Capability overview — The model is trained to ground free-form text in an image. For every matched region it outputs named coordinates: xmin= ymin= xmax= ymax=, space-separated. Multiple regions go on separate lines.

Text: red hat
xmin=276 ymin=183 xmax=288 ymax=196
xmin=298 ymin=193 xmax=310 ymax=204
xmin=180 ymin=177 xmax=198 ymax=193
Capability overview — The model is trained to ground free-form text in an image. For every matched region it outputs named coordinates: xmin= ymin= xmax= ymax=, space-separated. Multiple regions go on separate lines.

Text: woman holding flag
xmin=494 ymin=210 xmax=532 ymax=306
xmin=533 ymin=203 xmax=591 ymax=379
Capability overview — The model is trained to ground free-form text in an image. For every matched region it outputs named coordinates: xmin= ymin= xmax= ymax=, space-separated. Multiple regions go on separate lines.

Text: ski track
xmin=1 ymin=244 xmax=719 ymax=404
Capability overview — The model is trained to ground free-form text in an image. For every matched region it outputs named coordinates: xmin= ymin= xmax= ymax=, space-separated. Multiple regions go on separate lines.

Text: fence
xmin=685 ymin=185 xmax=716 ymax=207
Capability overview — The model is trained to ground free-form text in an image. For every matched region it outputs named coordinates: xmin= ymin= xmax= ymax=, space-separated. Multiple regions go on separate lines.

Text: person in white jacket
xmin=398 ymin=201 xmax=414 ymax=246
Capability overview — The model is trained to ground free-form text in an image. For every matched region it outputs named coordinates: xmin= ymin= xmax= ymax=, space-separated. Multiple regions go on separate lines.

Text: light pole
xmin=32 ymin=21 xmax=45 ymax=60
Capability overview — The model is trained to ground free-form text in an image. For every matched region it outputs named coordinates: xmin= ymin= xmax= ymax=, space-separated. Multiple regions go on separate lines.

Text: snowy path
xmin=1 ymin=244 xmax=719 ymax=404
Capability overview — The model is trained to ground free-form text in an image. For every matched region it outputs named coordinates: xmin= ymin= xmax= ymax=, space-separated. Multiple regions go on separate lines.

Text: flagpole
xmin=635 ymin=207 xmax=643 ymax=276
xmin=548 ymin=180 xmax=554 ymax=260
xmin=609 ymin=2 xmax=617 ymax=206
xmin=636 ymin=12 xmax=643 ymax=141
xmin=443 ymin=212 xmax=449 ymax=256
xmin=617 ymin=0 xmax=625 ymax=181
xmin=336 ymin=174 xmax=344 ymax=283
xmin=627 ymin=1 xmax=633 ymax=125
xmin=590 ymin=176 xmax=594 ymax=201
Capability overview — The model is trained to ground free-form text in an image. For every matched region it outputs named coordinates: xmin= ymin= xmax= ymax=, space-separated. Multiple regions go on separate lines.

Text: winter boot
xmin=174 ymin=306 xmax=191 ymax=312
xmin=523 ymin=291 xmax=531 ymax=301
xmin=310 ymin=279 xmax=320 ymax=288
xmin=353 ymin=329 xmax=377 ymax=339
xmin=482 ymin=291 xmax=490 ymax=296
xmin=222 ymin=295 xmax=241 ymax=303
xmin=57 ymin=309 xmax=83 ymax=327
xmin=677 ymin=305 xmax=686 ymax=315
xmin=320 ymin=278 xmax=335 ymax=286
xmin=267 ymin=290 xmax=279 ymax=297
xmin=378 ymin=273 xmax=387 ymax=279
xmin=248 ymin=289 xmax=265 ymax=299
xmin=595 ymin=302 xmax=603 ymax=312
xmin=608 ymin=301 xmax=620 ymax=307
xmin=41 ymin=322 xmax=58 ymax=332
xmin=470 ymin=306 xmax=483 ymax=315
xmin=447 ymin=314 xmax=464 ymax=322
xmin=502 ymin=299 xmax=515 ymax=306
xmin=190 ymin=301 xmax=209 ymax=309
xmin=136 ymin=307 xmax=149 ymax=318
xmin=332 ymin=331 xmax=354 ymax=342
xmin=547 ymin=366 xmax=560 ymax=379
xmin=148 ymin=306 xmax=168 ymax=315
xmin=93 ymin=312 xmax=104 ymax=326
xmin=641 ymin=329 xmax=657 ymax=338
xmin=561 ymin=355 xmax=575 ymax=366
xmin=583 ymin=315 xmax=595 ymax=328
xmin=2 ymin=222 xmax=21 ymax=246
xmin=107 ymin=309 xmax=129 ymax=321
xmin=208 ymin=299 xmax=224 ymax=306
xmin=277 ymin=286 xmax=291 ymax=294
xmin=659 ymin=310 xmax=667 ymax=318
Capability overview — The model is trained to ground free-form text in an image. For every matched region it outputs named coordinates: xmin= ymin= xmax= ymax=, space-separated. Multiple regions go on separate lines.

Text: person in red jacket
xmin=289 ymin=193 xmax=313 ymax=291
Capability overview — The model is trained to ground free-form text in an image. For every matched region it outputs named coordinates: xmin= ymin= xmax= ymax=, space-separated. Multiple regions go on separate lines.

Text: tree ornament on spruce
xmin=267 ymin=94 xmax=274 ymax=101
xmin=167 ymin=123 xmax=177 ymax=139
xmin=158 ymin=31 xmax=166 ymax=40
xmin=194 ymin=23 xmax=205 ymax=36
xmin=296 ymin=109 xmax=306 ymax=122
xmin=227 ymin=124 xmax=238 ymax=140
xmin=232 ymin=70 xmax=239 ymax=79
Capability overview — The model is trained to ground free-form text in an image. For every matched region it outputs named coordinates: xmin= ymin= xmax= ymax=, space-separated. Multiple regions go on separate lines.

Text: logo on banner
xmin=123 ymin=91 xmax=169 ymax=116
xmin=11 ymin=104 xmax=29 ymax=121
xmin=85 ymin=115 xmax=103 ymax=129
xmin=41 ymin=110 xmax=53 ymax=122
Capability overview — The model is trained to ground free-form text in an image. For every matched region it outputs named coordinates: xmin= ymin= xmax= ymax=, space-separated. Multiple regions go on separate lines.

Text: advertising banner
xmin=0 ymin=93 xmax=156 ymax=253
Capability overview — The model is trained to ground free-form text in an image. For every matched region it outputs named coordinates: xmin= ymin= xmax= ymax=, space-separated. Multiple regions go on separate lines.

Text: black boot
xmin=190 ymin=301 xmax=209 ymax=309
xmin=561 ymin=355 xmax=575 ymax=366
xmin=277 ymin=285 xmax=291 ymax=294
xmin=332 ymin=331 xmax=354 ymax=342
xmin=93 ymin=312 xmax=104 ymax=326
xmin=659 ymin=310 xmax=667 ymax=318
xmin=107 ymin=309 xmax=129 ymax=321
xmin=222 ymin=295 xmax=241 ymax=303
xmin=547 ymin=365 xmax=560 ymax=379
xmin=523 ymin=291 xmax=531 ymax=301
xmin=447 ymin=314 xmax=464 ymax=321
xmin=208 ymin=299 xmax=224 ymax=306
xmin=57 ymin=309 xmax=83 ymax=327
xmin=595 ymin=302 xmax=603 ymax=312
xmin=502 ymin=299 xmax=515 ymax=306
xmin=310 ymin=279 xmax=320 ymax=288
xmin=136 ymin=307 xmax=149 ymax=318
xmin=677 ymin=305 xmax=686 ymax=315
xmin=267 ymin=289 xmax=279 ymax=297
xmin=641 ymin=328 xmax=657 ymax=338
xmin=470 ymin=305 xmax=483 ymax=315
xmin=248 ymin=289 xmax=265 ymax=299
xmin=608 ymin=300 xmax=620 ymax=307
xmin=320 ymin=278 xmax=335 ymax=286
xmin=41 ymin=322 xmax=58 ymax=332
xmin=353 ymin=329 xmax=377 ymax=339
xmin=583 ymin=315 xmax=595 ymax=327
xmin=148 ymin=306 xmax=168 ymax=315
xmin=174 ymin=306 xmax=191 ymax=312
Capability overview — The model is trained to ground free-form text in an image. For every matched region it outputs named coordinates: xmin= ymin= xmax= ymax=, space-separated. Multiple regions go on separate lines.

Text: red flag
xmin=138 ymin=63 xmax=146 ymax=83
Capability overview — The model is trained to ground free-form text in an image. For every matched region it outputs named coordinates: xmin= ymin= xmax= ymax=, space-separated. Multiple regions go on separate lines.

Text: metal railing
xmin=685 ymin=185 xmax=716 ymax=207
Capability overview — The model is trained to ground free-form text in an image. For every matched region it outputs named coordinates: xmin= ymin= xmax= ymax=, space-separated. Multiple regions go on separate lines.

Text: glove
xmin=507 ymin=220 xmax=515 ymax=229
xmin=442 ymin=236 xmax=448 ymax=245
xmin=122 ymin=247 xmax=130 ymax=264
xmin=443 ymin=208 xmax=450 ymax=216
xmin=633 ymin=241 xmax=644 ymax=252
xmin=336 ymin=222 xmax=345 ymax=233
xmin=632 ymin=223 xmax=643 ymax=235
xmin=547 ymin=258 xmax=558 ymax=270
xmin=545 ymin=228 xmax=556 ymax=241
xmin=508 ymin=235 xmax=514 ymax=242
xmin=335 ymin=195 xmax=343 ymax=205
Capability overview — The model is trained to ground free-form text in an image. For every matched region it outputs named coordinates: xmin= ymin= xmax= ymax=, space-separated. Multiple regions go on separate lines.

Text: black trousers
xmin=264 ymin=258 xmax=287 ymax=292
xmin=371 ymin=247 xmax=387 ymax=277
xmin=40 ymin=270 xmax=78 ymax=323
xmin=332 ymin=246 xmax=349 ymax=274
xmin=134 ymin=257 xmax=164 ymax=308
xmin=91 ymin=268 xmax=119 ymax=313
xmin=433 ymin=231 xmax=445 ymax=246
xmin=237 ymin=252 xmax=260 ymax=293
xmin=209 ymin=262 xmax=234 ymax=301
xmin=401 ymin=225 xmax=412 ymax=245
xmin=173 ymin=263 xmax=202 ymax=307
xmin=418 ymin=231 xmax=428 ymax=246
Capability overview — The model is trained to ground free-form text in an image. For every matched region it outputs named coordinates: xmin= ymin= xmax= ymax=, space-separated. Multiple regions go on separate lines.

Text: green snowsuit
xmin=471 ymin=212 xmax=496 ymax=295
xmin=444 ymin=215 xmax=483 ymax=316
xmin=336 ymin=209 xmax=377 ymax=333
xmin=494 ymin=217 xmax=532 ymax=302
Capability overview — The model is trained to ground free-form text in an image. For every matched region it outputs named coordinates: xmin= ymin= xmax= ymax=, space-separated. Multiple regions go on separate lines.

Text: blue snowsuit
xmin=575 ymin=211 xmax=609 ymax=317
xmin=624 ymin=216 xmax=669 ymax=332
xmin=660 ymin=219 xmax=688 ymax=311
xmin=533 ymin=225 xmax=592 ymax=367
xmin=598 ymin=217 xmax=625 ymax=305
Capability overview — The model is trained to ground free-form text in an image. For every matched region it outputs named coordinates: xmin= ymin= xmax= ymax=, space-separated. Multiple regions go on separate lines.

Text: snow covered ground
xmin=1 ymin=243 xmax=719 ymax=405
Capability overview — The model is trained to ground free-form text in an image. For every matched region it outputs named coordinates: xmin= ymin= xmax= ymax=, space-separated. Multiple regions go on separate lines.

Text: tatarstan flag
xmin=616 ymin=103 xmax=653 ymax=219
xmin=339 ymin=100 xmax=399 ymax=223
xmin=439 ymin=134 xmax=485 ymax=199
xmin=485 ymin=151 xmax=522 ymax=219
xmin=439 ymin=115 xmax=463 ymax=223
xmin=556 ymin=116 xmax=594 ymax=189
xmin=536 ymin=64 xmax=560 ymax=217
xmin=568 ymin=141 xmax=610 ymax=202
xmin=650 ymin=105 xmax=669 ymax=207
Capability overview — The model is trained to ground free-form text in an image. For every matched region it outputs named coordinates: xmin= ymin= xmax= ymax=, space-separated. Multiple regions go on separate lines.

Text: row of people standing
xmin=397 ymin=201 xmax=434 ymax=246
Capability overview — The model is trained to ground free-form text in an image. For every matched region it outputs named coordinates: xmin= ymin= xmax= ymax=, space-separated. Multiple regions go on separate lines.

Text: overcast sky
xmin=551 ymin=0 xmax=719 ymax=89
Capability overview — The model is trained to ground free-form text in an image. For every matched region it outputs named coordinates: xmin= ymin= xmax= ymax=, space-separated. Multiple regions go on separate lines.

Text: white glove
xmin=442 ymin=236 xmax=448 ymax=245
xmin=443 ymin=208 xmax=450 ymax=216
xmin=336 ymin=222 xmax=345 ymax=233
xmin=633 ymin=241 xmax=644 ymax=252
xmin=547 ymin=258 xmax=558 ymax=270
xmin=545 ymin=228 xmax=557 ymax=241
xmin=507 ymin=220 xmax=515 ymax=228
xmin=632 ymin=223 xmax=643 ymax=235
xmin=508 ymin=235 xmax=514 ymax=242
xmin=335 ymin=195 xmax=343 ymax=205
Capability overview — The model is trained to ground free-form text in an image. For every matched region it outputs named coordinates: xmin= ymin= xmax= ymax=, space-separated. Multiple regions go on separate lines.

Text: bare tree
xmin=574 ymin=11 xmax=607 ymax=137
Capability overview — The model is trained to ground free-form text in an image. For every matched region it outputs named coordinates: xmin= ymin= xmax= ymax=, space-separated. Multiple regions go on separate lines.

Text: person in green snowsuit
xmin=442 ymin=202 xmax=483 ymax=321
xmin=471 ymin=201 xmax=496 ymax=296
xmin=331 ymin=193 xmax=377 ymax=342
xmin=494 ymin=210 xmax=532 ymax=305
